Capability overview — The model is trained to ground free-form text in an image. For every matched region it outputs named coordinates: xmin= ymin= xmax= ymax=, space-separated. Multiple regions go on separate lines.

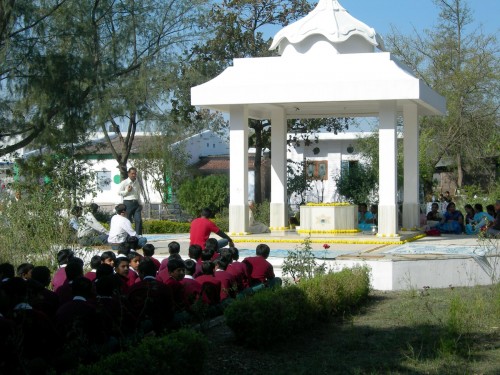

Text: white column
xmin=378 ymin=102 xmax=398 ymax=236
xmin=402 ymin=103 xmax=420 ymax=229
xmin=270 ymin=107 xmax=287 ymax=230
xmin=229 ymin=105 xmax=249 ymax=234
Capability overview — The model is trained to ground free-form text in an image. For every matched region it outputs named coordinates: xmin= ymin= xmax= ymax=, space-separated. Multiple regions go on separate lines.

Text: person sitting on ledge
xmin=465 ymin=203 xmax=494 ymax=235
xmin=243 ymin=244 xmax=282 ymax=291
xmin=426 ymin=202 xmax=443 ymax=228
xmin=358 ymin=203 xmax=375 ymax=231
xmin=436 ymin=202 xmax=464 ymax=234
xmin=485 ymin=200 xmax=500 ymax=237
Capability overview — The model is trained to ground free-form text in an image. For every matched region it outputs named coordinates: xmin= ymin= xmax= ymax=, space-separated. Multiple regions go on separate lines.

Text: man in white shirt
xmin=118 ymin=167 xmax=144 ymax=235
xmin=77 ymin=203 xmax=109 ymax=246
xmin=108 ymin=204 xmax=147 ymax=250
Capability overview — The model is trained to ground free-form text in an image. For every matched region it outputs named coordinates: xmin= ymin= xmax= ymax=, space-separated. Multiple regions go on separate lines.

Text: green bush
xmin=298 ymin=266 xmax=370 ymax=318
xmin=143 ymin=219 xmax=191 ymax=234
xmin=70 ymin=329 xmax=207 ymax=375
xmin=224 ymin=267 xmax=371 ymax=347
xmin=224 ymin=286 xmax=315 ymax=347
xmin=177 ymin=174 xmax=229 ymax=217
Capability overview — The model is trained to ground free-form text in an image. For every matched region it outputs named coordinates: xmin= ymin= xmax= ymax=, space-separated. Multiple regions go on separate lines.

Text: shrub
xmin=225 ymin=267 xmax=371 ymax=347
xmin=282 ymin=237 xmax=326 ymax=283
xmin=177 ymin=175 xmax=229 ymax=217
xmin=70 ymin=329 xmax=208 ymax=375
xmin=298 ymin=266 xmax=371 ymax=318
xmin=224 ymin=286 xmax=315 ymax=347
xmin=143 ymin=219 xmax=191 ymax=234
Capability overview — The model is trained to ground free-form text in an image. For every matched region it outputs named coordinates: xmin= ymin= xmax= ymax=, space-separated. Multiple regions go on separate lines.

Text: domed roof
xmin=270 ymin=0 xmax=385 ymax=54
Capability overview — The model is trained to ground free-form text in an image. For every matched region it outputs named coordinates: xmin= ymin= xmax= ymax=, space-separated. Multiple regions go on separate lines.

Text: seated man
xmin=243 ymin=244 xmax=281 ymax=290
xmin=108 ymin=204 xmax=147 ymax=250
xmin=426 ymin=202 xmax=443 ymax=228
xmin=190 ymin=208 xmax=234 ymax=250
xmin=77 ymin=203 xmax=109 ymax=246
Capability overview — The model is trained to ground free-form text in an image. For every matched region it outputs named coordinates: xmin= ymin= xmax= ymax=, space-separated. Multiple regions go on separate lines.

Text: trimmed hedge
xmin=143 ymin=219 xmax=191 ymax=234
xmin=224 ymin=267 xmax=371 ymax=347
xmin=225 ymin=286 xmax=316 ymax=347
xmin=70 ymin=329 xmax=208 ymax=375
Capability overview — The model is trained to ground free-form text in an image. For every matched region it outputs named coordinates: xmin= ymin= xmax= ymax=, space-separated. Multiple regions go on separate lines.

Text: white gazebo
xmin=191 ymin=0 xmax=445 ymax=237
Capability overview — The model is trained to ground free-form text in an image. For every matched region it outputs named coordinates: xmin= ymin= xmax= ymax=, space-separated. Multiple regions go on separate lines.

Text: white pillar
xmin=229 ymin=105 xmax=249 ymax=234
xmin=402 ymin=103 xmax=420 ymax=229
xmin=378 ymin=102 xmax=398 ymax=236
xmin=270 ymin=107 xmax=287 ymax=230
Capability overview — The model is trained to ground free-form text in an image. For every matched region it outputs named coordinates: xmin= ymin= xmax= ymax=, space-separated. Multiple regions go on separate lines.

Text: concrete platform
xmin=86 ymin=231 xmax=500 ymax=291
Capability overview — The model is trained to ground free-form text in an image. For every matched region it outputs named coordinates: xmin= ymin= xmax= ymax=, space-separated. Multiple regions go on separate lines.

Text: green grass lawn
xmin=203 ymin=284 xmax=500 ymax=375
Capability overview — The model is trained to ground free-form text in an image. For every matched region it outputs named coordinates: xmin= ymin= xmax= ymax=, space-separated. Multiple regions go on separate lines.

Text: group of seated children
xmin=0 ymin=241 xmax=281 ymax=372
xmin=426 ymin=200 xmax=499 ymax=235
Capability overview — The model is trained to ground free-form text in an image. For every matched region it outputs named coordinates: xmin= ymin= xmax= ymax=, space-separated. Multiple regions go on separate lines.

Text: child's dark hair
xmin=117 ymin=243 xmax=131 ymax=256
xmin=256 ymin=244 xmax=270 ymax=258
xmin=90 ymin=255 xmax=102 ymax=270
xmin=65 ymin=259 xmax=84 ymax=281
xmin=219 ymin=248 xmax=233 ymax=263
xmin=201 ymin=261 xmax=215 ymax=275
xmin=214 ymin=258 xmax=229 ymax=271
xmin=184 ymin=259 xmax=196 ymax=276
xmin=31 ymin=266 xmax=51 ymax=287
xmin=230 ymin=247 xmax=240 ymax=261
xmin=101 ymin=251 xmax=116 ymax=263
xmin=167 ymin=259 xmax=186 ymax=273
xmin=114 ymin=257 xmax=130 ymax=269
xmin=188 ymin=244 xmax=202 ymax=260
xmin=142 ymin=243 xmax=155 ymax=257
xmin=127 ymin=251 xmax=142 ymax=261
xmin=138 ymin=258 xmax=157 ymax=278
xmin=57 ymin=249 xmax=74 ymax=265
xmin=95 ymin=264 xmax=114 ymax=279
xmin=205 ymin=238 xmax=219 ymax=254
xmin=201 ymin=250 xmax=212 ymax=261
xmin=16 ymin=263 xmax=34 ymax=278
xmin=168 ymin=241 xmax=180 ymax=254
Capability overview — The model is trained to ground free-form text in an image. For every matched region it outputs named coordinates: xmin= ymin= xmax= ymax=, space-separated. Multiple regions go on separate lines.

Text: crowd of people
xmin=426 ymin=199 xmax=500 ymax=236
xmin=0 ymin=236 xmax=281 ymax=373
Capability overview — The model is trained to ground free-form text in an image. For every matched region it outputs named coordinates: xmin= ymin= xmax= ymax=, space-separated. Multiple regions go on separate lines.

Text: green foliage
xmin=224 ymin=286 xmax=316 ymax=347
xmin=386 ymin=0 xmax=499 ymax=188
xmin=297 ymin=267 xmax=371 ymax=319
xmin=70 ymin=329 xmax=208 ymax=375
xmin=224 ymin=267 xmax=371 ymax=347
xmin=0 ymin=187 xmax=76 ymax=266
xmin=287 ymin=159 xmax=312 ymax=205
xmin=282 ymin=237 xmax=326 ymax=283
xmin=213 ymin=208 xmax=229 ymax=233
xmin=143 ymin=220 xmax=191 ymax=234
xmin=333 ymin=162 xmax=378 ymax=204
xmin=177 ymin=175 xmax=230 ymax=217
xmin=253 ymin=200 xmax=271 ymax=226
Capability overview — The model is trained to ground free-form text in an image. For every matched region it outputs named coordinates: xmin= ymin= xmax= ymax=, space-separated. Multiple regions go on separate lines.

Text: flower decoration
xmin=323 ymin=244 xmax=330 ymax=249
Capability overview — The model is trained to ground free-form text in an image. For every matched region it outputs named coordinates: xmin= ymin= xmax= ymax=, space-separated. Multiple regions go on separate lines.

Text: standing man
xmin=118 ymin=167 xmax=143 ymax=235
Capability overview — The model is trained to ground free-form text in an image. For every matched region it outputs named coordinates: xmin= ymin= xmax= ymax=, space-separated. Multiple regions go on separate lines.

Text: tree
xmin=175 ymin=0 xmax=315 ymax=204
xmin=133 ymin=133 xmax=192 ymax=204
xmin=385 ymin=0 xmax=499 ymax=190
xmin=333 ymin=162 xmax=377 ymax=204
xmin=0 ymin=0 xmax=93 ymax=157
xmin=177 ymin=174 xmax=230 ymax=217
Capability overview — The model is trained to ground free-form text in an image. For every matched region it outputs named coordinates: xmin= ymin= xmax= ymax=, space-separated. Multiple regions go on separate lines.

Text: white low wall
xmin=269 ymin=256 xmax=499 ymax=291
xmin=299 ymin=205 xmax=358 ymax=233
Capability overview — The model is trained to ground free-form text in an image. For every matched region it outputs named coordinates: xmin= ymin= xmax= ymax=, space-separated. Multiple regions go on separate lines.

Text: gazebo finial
xmin=270 ymin=0 xmax=385 ymax=56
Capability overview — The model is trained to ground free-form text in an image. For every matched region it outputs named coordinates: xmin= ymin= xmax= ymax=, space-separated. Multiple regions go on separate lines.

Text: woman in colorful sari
xmin=437 ymin=202 xmax=464 ymax=234
xmin=465 ymin=203 xmax=494 ymax=235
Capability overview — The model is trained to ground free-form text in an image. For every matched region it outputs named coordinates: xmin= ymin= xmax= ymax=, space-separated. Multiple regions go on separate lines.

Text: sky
xmin=262 ymin=0 xmax=499 ymax=41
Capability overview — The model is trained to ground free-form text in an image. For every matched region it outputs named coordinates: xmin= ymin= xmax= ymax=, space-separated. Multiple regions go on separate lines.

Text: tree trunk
xmin=254 ymin=124 xmax=263 ymax=204
xmin=456 ymin=153 xmax=463 ymax=189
